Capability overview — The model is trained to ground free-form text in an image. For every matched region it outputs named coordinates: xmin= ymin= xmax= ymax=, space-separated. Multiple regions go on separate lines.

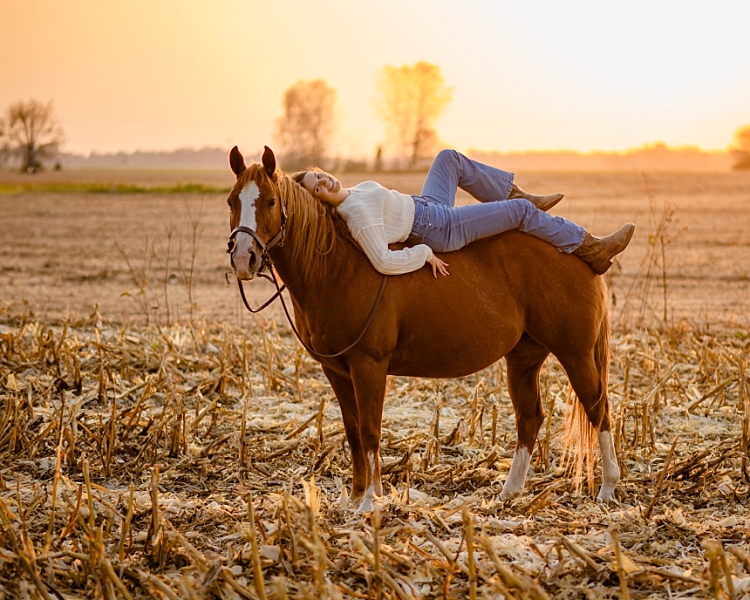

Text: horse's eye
xmin=268 ymin=199 xmax=276 ymax=207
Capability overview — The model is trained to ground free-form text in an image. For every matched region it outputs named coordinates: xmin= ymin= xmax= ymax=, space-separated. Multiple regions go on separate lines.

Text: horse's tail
xmin=563 ymin=291 xmax=610 ymax=494
xmin=594 ymin=301 xmax=611 ymax=430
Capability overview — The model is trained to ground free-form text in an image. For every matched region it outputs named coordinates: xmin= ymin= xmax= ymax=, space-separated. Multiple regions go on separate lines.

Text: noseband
xmin=227 ymin=202 xmax=287 ymax=275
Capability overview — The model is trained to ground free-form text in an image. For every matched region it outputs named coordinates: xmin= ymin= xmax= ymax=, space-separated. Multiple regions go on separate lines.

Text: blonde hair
xmin=277 ymin=173 xmax=340 ymax=273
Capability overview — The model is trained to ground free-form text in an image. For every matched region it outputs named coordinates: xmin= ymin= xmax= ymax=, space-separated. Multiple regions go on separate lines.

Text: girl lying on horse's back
xmin=292 ymin=148 xmax=634 ymax=277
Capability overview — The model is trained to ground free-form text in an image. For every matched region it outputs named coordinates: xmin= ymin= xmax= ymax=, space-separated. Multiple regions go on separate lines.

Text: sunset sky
xmin=1 ymin=0 xmax=749 ymax=159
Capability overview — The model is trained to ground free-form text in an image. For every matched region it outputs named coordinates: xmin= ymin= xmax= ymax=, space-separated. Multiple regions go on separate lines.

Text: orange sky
xmin=1 ymin=0 xmax=749 ymax=159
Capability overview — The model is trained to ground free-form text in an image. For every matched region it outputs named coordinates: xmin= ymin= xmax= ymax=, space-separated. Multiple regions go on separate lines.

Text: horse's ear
xmin=229 ymin=146 xmax=246 ymax=178
xmin=262 ymin=146 xmax=276 ymax=178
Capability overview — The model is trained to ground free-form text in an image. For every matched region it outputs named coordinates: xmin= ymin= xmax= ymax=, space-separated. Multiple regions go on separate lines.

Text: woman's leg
xmin=419 ymin=149 xmax=514 ymax=207
xmin=420 ymin=199 xmax=585 ymax=253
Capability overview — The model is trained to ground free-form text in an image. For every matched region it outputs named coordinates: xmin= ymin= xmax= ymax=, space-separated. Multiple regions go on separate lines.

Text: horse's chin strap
xmin=235 ymin=272 xmax=285 ymax=314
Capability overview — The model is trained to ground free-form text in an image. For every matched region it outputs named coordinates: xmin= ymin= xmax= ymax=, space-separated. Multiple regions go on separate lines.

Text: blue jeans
xmin=409 ymin=150 xmax=585 ymax=253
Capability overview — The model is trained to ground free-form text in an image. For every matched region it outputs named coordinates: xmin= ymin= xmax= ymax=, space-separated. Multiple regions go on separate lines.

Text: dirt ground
xmin=1 ymin=168 xmax=749 ymax=332
xmin=1 ymin=168 xmax=750 ymax=598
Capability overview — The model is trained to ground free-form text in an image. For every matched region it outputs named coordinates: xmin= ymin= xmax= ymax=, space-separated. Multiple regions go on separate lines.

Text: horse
xmin=226 ymin=146 xmax=620 ymax=512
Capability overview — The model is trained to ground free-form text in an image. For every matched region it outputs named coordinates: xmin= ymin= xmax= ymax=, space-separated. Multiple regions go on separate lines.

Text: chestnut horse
xmin=227 ymin=146 xmax=619 ymax=512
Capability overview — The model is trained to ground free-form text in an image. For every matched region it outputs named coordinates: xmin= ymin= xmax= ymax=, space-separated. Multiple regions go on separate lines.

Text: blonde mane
xmin=277 ymin=173 xmax=342 ymax=273
xmin=237 ymin=165 xmax=340 ymax=275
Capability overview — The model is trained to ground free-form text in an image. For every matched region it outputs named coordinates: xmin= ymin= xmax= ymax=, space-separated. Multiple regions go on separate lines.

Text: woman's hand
xmin=427 ymin=255 xmax=450 ymax=278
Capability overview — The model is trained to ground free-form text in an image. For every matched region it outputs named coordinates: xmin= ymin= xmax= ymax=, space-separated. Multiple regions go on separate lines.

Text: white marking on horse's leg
xmin=596 ymin=430 xmax=620 ymax=502
xmin=357 ymin=451 xmax=377 ymax=513
xmin=500 ymin=447 xmax=531 ymax=500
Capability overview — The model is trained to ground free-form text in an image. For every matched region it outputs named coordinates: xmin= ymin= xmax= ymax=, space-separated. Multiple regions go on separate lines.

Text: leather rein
xmin=228 ymin=211 xmax=387 ymax=359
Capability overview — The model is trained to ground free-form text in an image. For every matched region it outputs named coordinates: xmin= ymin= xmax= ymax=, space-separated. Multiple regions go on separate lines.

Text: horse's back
xmin=381 ymin=231 xmax=607 ymax=375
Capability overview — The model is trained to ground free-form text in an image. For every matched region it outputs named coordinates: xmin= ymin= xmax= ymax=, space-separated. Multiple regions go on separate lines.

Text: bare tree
xmin=375 ymin=61 xmax=453 ymax=169
xmin=0 ymin=117 xmax=8 ymax=168
xmin=4 ymin=99 xmax=65 ymax=173
xmin=274 ymin=79 xmax=337 ymax=170
xmin=732 ymin=125 xmax=750 ymax=170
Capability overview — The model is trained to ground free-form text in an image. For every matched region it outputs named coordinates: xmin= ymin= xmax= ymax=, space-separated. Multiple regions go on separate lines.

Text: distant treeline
xmin=58 ymin=143 xmax=734 ymax=172
xmin=59 ymin=147 xmax=234 ymax=170
xmin=470 ymin=143 xmax=733 ymax=172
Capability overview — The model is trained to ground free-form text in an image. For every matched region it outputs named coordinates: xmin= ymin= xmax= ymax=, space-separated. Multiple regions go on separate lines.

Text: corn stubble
xmin=0 ymin=313 xmax=749 ymax=599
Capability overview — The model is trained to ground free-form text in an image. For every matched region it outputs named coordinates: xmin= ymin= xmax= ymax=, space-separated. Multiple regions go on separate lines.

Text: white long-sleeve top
xmin=336 ymin=181 xmax=434 ymax=275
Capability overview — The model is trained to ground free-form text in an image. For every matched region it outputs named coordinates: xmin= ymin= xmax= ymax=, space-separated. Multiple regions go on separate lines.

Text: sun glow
xmin=1 ymin=0 xmax=749 ymax=157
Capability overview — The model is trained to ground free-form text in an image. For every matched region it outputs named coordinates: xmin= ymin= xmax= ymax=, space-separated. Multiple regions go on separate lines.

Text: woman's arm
xmin=353 ymin=223 xmax=435 ymax=275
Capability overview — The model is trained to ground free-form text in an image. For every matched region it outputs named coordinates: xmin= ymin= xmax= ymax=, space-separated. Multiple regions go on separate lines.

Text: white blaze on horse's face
xmin=239 ymin=181 xmax=260 ymax=231
xmin=232 ymin=181 xmax=260 ymax=279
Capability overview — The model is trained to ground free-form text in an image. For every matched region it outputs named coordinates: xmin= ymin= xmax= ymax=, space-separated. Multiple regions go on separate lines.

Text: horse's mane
xmin=238 ymin=163 xmax=357 ymax=273
xmin=274 ymin=173 xmax=335 ymax=270
xmin=274 ymin=169 xmax=353 ymax=274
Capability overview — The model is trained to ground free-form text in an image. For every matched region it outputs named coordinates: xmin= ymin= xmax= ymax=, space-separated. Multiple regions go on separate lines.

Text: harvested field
xmin=1 ymin=169 xmax=750 ymax=598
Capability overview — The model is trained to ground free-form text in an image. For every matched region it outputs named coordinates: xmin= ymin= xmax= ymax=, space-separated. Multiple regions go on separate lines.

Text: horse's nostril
xmin=248 ymin=252 xmax=257 ymax=271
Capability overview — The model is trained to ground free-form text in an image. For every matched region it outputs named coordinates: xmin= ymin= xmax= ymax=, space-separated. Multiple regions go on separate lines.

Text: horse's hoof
xmin=596 ymin=486 xmax=616 ymax=503
xmin=499 ymin=488 xmax=522 ymax=501
xmin=357 ymin=497 xmax=374 ymax=514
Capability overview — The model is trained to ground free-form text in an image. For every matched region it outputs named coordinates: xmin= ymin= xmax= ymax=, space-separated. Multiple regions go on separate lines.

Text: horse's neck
xmin=270 ymin=231 xmax=362 ymax=302
xmin=268 ymin=242 xmax=325 ymax=301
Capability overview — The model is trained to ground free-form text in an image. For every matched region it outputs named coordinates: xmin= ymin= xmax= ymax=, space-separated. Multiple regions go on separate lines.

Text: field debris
xmin=1 ymin=312 xmax=749 ymax=599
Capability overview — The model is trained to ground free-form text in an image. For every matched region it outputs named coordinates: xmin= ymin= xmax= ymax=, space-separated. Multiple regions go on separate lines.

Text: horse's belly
xmin=386 ymin=318 xmax=521 ymax=378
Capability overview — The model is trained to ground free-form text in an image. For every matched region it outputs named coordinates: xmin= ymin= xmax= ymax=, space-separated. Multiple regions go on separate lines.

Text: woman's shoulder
xmin=351 ymin=180 xmax=386 ymax=193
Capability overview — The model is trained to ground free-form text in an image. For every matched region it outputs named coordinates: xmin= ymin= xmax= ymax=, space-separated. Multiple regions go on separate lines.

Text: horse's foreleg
xmin=321 ymin=366 xmax=367 ymax=502
xmin=501 ymin=336 xmax=549 ymax=500
xmin=349 ymin=360 xmax=389 ymax=513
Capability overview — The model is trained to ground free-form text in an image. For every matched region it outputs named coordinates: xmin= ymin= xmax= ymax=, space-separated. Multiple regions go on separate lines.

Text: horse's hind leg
xmin=321 ymin=366 xmax=367 ymax=503
xmin=558 ymin=353 xmax=619 ymax=502
xmin=500 ymin=334 xmax=550 ymax=500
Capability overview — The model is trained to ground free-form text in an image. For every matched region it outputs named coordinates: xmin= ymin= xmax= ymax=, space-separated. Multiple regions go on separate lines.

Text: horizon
xmin=2 ymin=1 xmax=749 ymax=157
xmin=57 ymin=141 xmax=734 ymax=159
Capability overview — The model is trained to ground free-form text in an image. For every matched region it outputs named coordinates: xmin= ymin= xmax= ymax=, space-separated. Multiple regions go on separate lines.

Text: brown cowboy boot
xmin=509 ymin=183 xmax=564 ymax=212
xmin=573 ymin=223 xmax=635 ymax=274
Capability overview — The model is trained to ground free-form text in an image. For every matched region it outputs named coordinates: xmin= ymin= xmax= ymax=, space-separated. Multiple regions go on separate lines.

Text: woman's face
xmin=301 ymin=171 xmax=345 ymax=204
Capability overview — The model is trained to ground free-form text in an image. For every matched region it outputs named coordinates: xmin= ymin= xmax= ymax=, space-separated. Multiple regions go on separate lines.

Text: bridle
xmin=227 ymin=197 xmax=387 ymax=359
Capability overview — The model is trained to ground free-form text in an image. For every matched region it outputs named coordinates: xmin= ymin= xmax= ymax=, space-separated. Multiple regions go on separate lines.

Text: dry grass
xmin=1 ymin=309 xmax=749 ymax=599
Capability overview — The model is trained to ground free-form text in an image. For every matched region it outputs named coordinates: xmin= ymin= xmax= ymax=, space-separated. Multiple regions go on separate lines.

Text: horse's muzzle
xmin=231 ymin=248 xmax=260 ymax=281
